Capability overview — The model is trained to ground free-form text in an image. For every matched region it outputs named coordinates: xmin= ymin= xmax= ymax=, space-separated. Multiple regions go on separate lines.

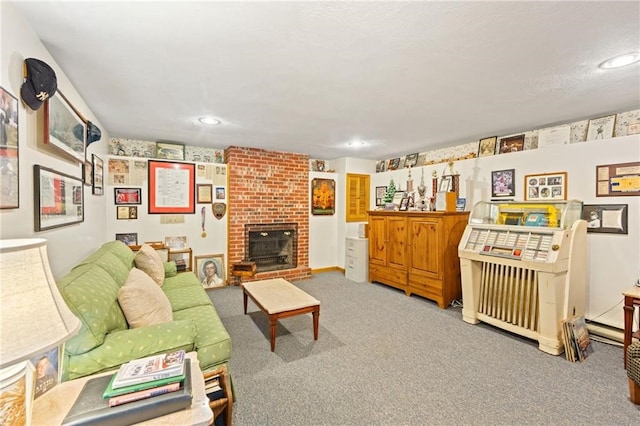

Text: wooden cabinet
xmin=367 ymin=211 xmax=469 ymax=308
xmin=368 ymin=213 xmax=408 ymax=291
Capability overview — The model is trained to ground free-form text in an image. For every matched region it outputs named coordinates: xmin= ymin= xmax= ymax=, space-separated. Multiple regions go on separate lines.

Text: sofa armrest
xmin=63 ymin=319 xmax=197 ymax=381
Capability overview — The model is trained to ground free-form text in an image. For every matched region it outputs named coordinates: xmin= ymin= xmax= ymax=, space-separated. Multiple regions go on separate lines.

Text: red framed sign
xmin=148 ymin=160 xmax=195 ymax=214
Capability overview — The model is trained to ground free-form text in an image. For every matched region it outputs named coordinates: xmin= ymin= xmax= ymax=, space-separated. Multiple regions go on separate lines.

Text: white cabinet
xmin=345 ymin=237 xmax=368 ymax=282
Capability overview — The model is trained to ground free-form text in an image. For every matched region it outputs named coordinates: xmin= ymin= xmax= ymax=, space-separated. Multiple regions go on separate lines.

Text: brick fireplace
xmin=226 ymin=147 xmax=311 ymax=282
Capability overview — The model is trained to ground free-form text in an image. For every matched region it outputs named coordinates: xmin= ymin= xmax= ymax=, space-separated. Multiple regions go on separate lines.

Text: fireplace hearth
xmin=245 ymin=223 xmax=297 ymax=272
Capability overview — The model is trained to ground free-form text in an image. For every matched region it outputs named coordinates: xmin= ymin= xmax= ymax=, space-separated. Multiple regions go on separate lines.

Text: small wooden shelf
xmin=169 ymin=248 xmax=193 ymax=272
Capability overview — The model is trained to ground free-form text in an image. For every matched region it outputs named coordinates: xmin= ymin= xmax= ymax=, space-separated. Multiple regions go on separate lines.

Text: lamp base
xmin=0 ymin=361 xmax=35 ymax=425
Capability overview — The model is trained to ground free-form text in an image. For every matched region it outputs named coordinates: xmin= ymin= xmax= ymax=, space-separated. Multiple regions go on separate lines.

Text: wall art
xmin=91 ymin=154 xmax=103 ymax=195
xmin=595 ymin=161 xmax=640 ymax=197
xmin=34 ymin=165 xmax=84 ymax=231
xmin=583 ymin=204 xmax=628 ymax=234
xmin=1 ymin=86 xmax=19 ymax=209
xmin=114 ymin=187 xmax=141 ymax=205
xmin=148 ymin=160 xmax=195 ymax=214
xmin=524 ymin=171 xmax=567 ymax=201
xmin=44 ymin=91 xmax=86 ymax=163
xmin=194 ymin=254 xmax=226 ymax=290
xmin=311 ymin=178 xmax=335 ymax=215
xmin=491 ymin=169 xmax=515 ymax=198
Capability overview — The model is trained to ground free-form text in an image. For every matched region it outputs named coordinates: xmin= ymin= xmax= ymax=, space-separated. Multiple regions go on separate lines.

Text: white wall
xmin=371 ymin=135 xmax=640 ymax=329
xmin=1 ymin=2 xmax=109 ymax=278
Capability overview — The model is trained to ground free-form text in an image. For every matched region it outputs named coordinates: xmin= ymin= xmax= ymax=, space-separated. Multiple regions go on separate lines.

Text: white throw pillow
xmin=134 ymin=244 xmax=164 ymax=286
xmin=118 ymin=268 xmax=173 ymax=328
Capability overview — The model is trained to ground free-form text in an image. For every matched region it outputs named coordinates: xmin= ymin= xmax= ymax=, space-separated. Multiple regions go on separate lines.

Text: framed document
xmin=148 ymin=160 xmax=196 ymax=214
xmin=196 ymin=184 xmax=213 ymax=203
xmin=586 ymin=115 xmax=616 ymax=141
xmin=595 ymin=161 xmax=640 ymax=197
xmin=34 ymin=165 xmax=84 ymax=231
xmin=537 ymin=125 xmax=570 ymax=148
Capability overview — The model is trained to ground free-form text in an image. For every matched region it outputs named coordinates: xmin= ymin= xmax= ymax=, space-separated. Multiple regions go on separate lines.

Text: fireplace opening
xmin=245 ymin=223 xmax=297 ymax=272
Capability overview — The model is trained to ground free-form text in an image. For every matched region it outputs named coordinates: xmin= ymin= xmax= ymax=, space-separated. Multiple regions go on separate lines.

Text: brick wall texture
xmin=226 ymin=146 xmax=311 ymax=282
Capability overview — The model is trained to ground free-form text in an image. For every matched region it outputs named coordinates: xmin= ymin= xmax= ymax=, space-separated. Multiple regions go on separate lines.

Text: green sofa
xmin=57 ymin=240 xmax=231 ymax=381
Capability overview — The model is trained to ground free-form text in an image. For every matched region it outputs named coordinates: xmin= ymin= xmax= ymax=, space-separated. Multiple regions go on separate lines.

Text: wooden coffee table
xmin=243 ymin=278 xmax=320 ymax=351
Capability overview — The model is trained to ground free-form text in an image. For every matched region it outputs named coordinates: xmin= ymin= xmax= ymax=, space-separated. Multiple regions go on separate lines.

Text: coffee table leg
xmin=243 ymin=292 xmax=248 ymax=315
xmin=312 ymin=307 xmax=319 ymax=340
xmin=269 ymin=315 xmax=277 ymax=352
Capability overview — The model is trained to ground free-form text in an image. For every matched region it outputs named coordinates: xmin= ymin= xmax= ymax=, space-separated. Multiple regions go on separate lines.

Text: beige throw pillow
xmin=118 ymin=268 xmax=173 ymax=328
xmin=134 ymin=244 xmax=164 ymax=286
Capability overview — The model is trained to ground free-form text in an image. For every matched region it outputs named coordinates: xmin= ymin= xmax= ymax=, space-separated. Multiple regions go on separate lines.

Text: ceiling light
xmin=599 ymin=52 xmax=640 ymax=69
xmin=347 ymin=141 xmax=366 ymax=147
xmin=198 ymin=117 xmax=221 ymax=125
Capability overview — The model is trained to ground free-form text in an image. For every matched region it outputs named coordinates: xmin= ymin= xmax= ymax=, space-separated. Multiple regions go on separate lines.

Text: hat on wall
xmin=20 ymin=58 xmax=57 ymax=111
xmin=86 ymin=121 xmax=101 ymax=145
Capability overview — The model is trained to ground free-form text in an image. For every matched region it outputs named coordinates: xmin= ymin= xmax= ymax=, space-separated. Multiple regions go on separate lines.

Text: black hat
xmin=20 ymin=58 xmax=57 ymax=111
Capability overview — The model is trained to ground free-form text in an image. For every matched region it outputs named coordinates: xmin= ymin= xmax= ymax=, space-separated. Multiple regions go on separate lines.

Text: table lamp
xmin=0 ymin=238 xmax=81 ymax=425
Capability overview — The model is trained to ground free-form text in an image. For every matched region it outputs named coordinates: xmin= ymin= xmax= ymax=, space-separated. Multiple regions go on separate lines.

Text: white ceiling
xmin=14 ymin=1 xmax=640 ymax=161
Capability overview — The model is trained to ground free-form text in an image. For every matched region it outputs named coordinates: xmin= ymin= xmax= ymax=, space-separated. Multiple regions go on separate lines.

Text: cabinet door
xmin=368 ymin=215 xmax=387 ymax=265
xmin=387 ymin=216 xmax=407 ymax=269
xmin=410 ymin=218 xmax=441 ymax=277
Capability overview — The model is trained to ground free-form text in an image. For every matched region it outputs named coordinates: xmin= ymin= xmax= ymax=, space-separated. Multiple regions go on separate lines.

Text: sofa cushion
xmin=74 ymin=241 xmax=135 ymax=283
xmin=57 ymin=264 xmax=128 ymax=355
xmin=134 ymin=244 xmax=165 ymax=286
xmin=164 ymin=261 xmax=178 ymax=277
xmin=173 ymin=305 xmax=231 ymax=370
xmin=119 ymin=269 xmax=173 ymax=328
xmin=163 ymin=272 xmax=213 ymax=311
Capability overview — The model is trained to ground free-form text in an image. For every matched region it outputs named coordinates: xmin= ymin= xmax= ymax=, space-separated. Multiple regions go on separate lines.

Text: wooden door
xmin=368 ymin=215 xmax=387 ymax=266
xmin=410 ymin=217 xmax=441 ymax=277
xmin=387 ymin=216 xmax=407 ymax=269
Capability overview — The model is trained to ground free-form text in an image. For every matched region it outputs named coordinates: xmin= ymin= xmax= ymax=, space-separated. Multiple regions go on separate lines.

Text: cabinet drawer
xmin=408 ymin=275 xmax=443 ymax=295
xmin=370 ymin=265 xmax=407 ymax=285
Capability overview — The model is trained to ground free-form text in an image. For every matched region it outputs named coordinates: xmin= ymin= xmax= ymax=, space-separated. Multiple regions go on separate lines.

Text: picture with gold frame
xmin=311 ymin=178 xmax=335 ymax=215
xmin=194 ymin=254 xmax=226 ymax=290
xmin=478 ymin=136 xmax=497 ymax=157
xmin=524 ymin=171 xmax=567 ymax=201
xmin=155 ymin=141 xmax=185 ymax=160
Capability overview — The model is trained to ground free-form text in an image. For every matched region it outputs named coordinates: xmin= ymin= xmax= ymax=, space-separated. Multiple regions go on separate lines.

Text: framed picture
xmin=91 ymin=154 xmax=103 ymax=195
xmin=399 ymin=197 xmax=409 ymax=211
xmin=196 ymin=184 xmax=213 ymax=203
xmin=537 ymin=125 xmax=570 ymax=148
xmin=215 ymin=187 xmax=225 ymax=200
xmin=315 ymin=160 xmax=325 ymax=172
xmin=586 ymin=114 xmax=616 ymax=141
xmin=82 ymin=161 xmax=92 ymax=187
xmin=388 ymin=158 xmax=400 ymax=170
xmin=498 ymin=134 xmax=525 ymax=154
xmin=34 ymin=165 xmax=84 ymax=231
xmin=582 ymin=204 xmax=628 ymax=234
xmin=405 ymin=153 xmax=418 ymax=168
xmin=392 ymin=191 xmax=404 ymax=207
xmin=165 ymin=236 xmax=187 ymax=250
xmin=30 ymin=346 xmax=60 ymax=399
xmin=439 ymin=176 xmax=452 ymax=192
xmin=456 ymin=198 xmax=467 ymax=212
xmin=115 ymin=233 xmax=138 ymax=246
xmin=595 ymin=161 xmax=640 ymax=197
xmin=491 ymin=169 xmax=515 ymax=198
xmin=1 ymin=86 xmax=19 ymax=209
xmin=311 ymin=178 xmax=335 ymax=215
xmin=156 ymin=141 xmax=185 ymax=160
xmin=44 ymin=91 xmax=86 ymax=163
xmin=117 ymin=206 xmax=129 ymax=220
xmin=148 ymin=160 xmax=195 ymax=214
xmin=375 ymin=186 xmax=387 ymax=206
xmin=524 ymin=171 xmax=567 ymax=201
xmin=194 ymin=254 xmax=226 ymax=290
xmin=114 ymin=187 xmax=142 ymax=205
xmin=478 ymin=136 xmax=497 ymax=157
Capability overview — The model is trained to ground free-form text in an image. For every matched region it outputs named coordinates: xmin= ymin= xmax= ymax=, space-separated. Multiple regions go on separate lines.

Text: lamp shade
xmin=0 ymin=239 xmax=81 ymax=369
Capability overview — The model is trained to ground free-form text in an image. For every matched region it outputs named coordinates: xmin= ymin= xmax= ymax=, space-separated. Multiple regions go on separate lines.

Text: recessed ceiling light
xmin=599 ymin=52 xmax=640 ymax=69
xmin=198 ymin=116 xmax=221 ymax=125
xmin=347 ymin=141 xmax=366 ymax=147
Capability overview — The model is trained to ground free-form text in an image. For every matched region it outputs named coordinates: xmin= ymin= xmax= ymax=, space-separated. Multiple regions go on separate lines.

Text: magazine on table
xmin=112 ymin=350 xmax=185 ymax=388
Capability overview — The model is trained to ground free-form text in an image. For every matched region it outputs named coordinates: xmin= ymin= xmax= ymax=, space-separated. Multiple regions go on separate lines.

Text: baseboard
xmin=311 ymin=266 xmax=343 ymax=274
xmin=587 ymin=321 xmax=623 ymax=344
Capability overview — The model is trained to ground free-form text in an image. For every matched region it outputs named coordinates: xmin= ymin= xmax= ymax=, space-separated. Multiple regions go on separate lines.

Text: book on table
xmin=62 ymin=359 xmax=192 ymax=426
xmin=111 ymin=349 xmax=185 ymax=388
xmin=102 ymin=369 xmax=186 ymax=399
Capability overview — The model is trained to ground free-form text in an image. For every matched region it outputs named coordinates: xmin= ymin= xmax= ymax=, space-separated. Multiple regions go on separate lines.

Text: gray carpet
xmin=209 ymin=272 xmax=639 ymax=425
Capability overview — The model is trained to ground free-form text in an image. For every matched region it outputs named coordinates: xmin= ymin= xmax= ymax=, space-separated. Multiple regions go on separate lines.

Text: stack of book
xmin=62 ymin=350 xmax=192 ymax=426
xmin=175 ymin=258 xmax=187 ymax=272
xmin=562 ymin=315 xmax=594 ymax=362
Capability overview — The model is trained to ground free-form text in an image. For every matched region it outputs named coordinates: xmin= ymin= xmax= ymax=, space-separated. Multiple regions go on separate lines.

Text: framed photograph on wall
xmin=114 ymin=187 xmax=142 ymax=205
xmin=586 ymin=114 xmax=616 ymax=141
xmin=215 ymin=187 xmax=225 ymax=200
xmin=115 ymin=233 xmax=138 ymax=246
xmin=44 ymin=91 xmax=86 ymax=163
xmin=91 ymin=154 xmax=103 ymax=195
xmin=498 ymin=134 xmax=525 ymax=154
xmin=405 ymin=153 xmax=418 ymax=168
xmin=524 ymin=171 xmax=567 ymax=201
xmin=478 ymin=136 xmax=497 ymax=157
xmin=82 ymin=161 xmax=92 ymax=187
xmin=1 ymin=86 xmax=19 ymax=209
xmin=375 ymin=186 xmax=387 ymax=206
xmin=196 ymin=184 xmax=213 ymax=203
xmin=311 ymin=178 xmax=335 ymax=215
xmin=194 ymin=254 xmax=226 ymax=290
xmin=34 ymin=165 xmax=84 ymax=231
xmin=491 ymin=169 xmax=515 ymax=198
xmin=582 ymin=204 xmax=628 ymax=234
xmin=148 ymin=160 xmax=195 ymax=214
xmin=155 ymin=141 xmax=185 ymax=160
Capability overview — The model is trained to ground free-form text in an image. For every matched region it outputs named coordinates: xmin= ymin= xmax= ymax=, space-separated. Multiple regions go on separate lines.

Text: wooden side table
xmin=623 ymin=286 xmax=640 ymax=369
xmin=203 ymin=364 xmax=233 ymax=426
xmin=32 ymin=352 xmax=213 ymax=425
